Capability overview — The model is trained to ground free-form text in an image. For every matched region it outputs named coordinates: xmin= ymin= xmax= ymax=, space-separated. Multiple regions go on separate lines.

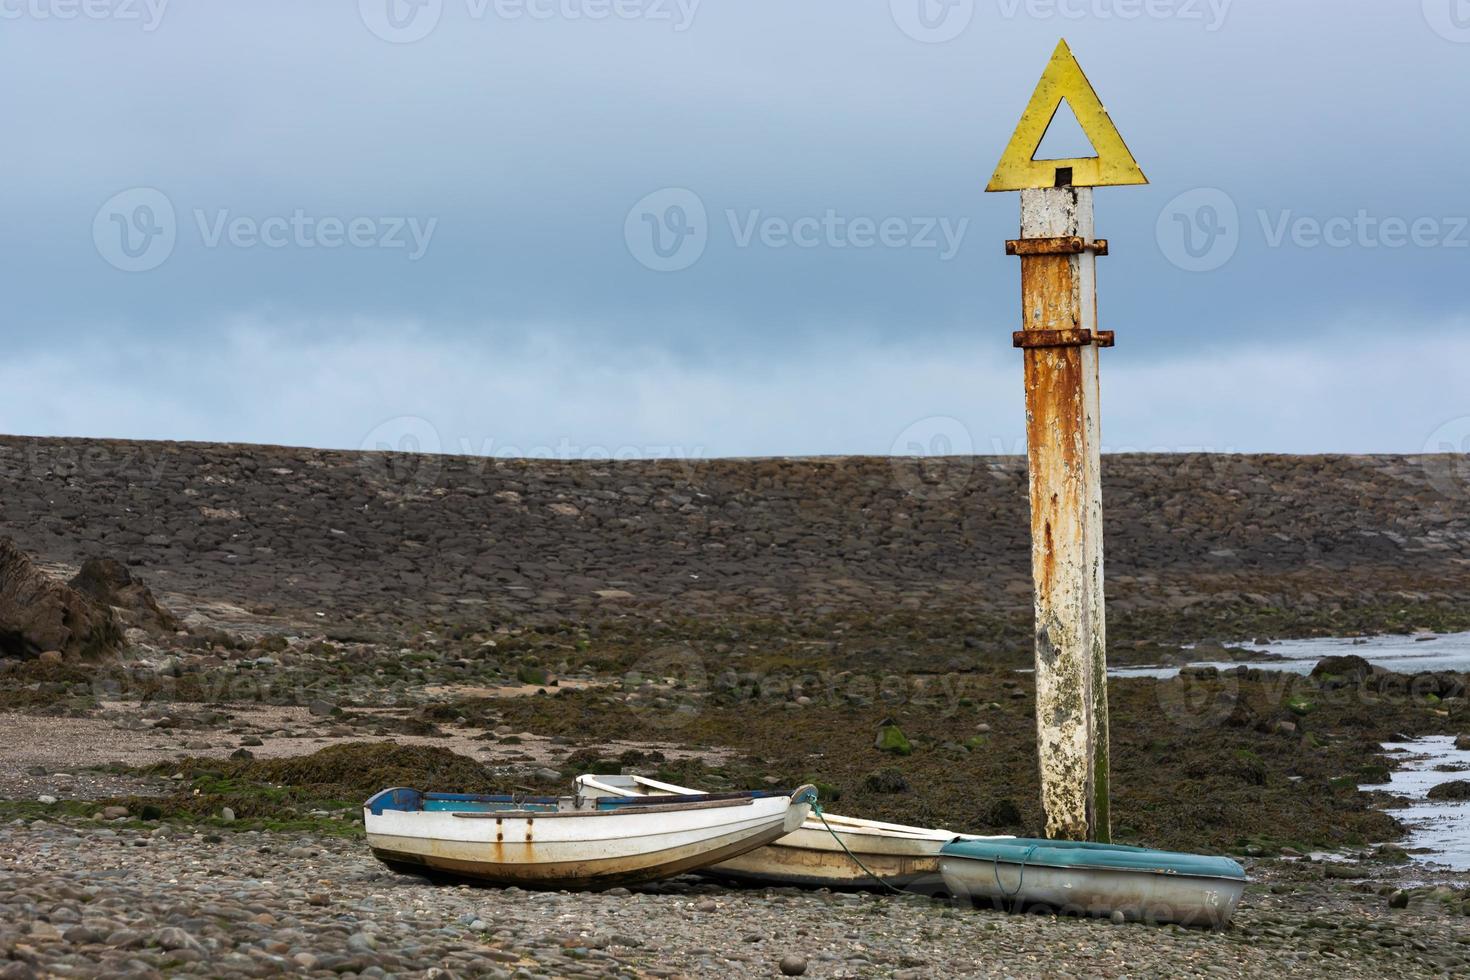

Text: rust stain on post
xmin=1016 ymin=186 xmax=1111 ymax=843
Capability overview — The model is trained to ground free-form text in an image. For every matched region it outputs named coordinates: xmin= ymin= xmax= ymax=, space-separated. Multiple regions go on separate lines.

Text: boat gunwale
xmin=447 ymin=797 xmax=758 ymax=819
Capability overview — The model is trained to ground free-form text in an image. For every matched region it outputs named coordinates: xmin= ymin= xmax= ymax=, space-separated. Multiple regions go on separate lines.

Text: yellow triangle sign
xmin=987 ymin=40 xmax=1147 ymax=192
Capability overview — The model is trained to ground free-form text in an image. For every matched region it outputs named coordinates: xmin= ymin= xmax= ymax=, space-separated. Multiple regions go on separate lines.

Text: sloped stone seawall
xmin=0 ymin=436 xmax=1465 ymax=630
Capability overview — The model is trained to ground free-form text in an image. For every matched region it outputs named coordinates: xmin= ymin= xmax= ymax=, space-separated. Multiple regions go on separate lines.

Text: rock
xmin=0 ymin=537 xmax=122 ymax=660
xmin=1388 ymin=889 xmax=1410 ymax=909
xmin=1323 ymin=862 xmax=1365 ymax=879
xmin=1309 ymin=655 xmax=1376 ymax=686
xmin=62 ymin=924 xmax=108 ymax=944
xmin=1427 ymin=779 xmax=1470 ymax=801
xmin=230 ymin=748 xmax=255 ymax=760
xmin=154 ymin=926 xmax=201 ymax=951
xmin=220 ymin=807 xmax=236 ymax=822
xmin=37 ymin=795 xmax=57 ymax=804
xmin=105 ymin=928 xmax=146 ymax=949
xmin=241 ymin=735 xmax=264 ymax=746
xmin=67 ymin=557 xmax=181 ymax=634
xmin=874 ymin=719 xmax=912 ymax=755
xmin=1456 ymin=734 xmax=1470 ymax=752
xmin=779 ymin=954 xmax=808 ymax=976
xmin=986 ymin=798 xmax=1022 ymax=828
xmin=308 ymin=699 xmax=338 ymax=718
xmin=862 ymin=768 xmax=909 ymax=794
xmin=1286 ymin=695 xmax=1315 ymax=717
xmin=101 ymin=805 xmax=129 ymax=820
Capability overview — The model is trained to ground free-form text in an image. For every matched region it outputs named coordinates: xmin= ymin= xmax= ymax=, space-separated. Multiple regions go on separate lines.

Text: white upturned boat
xmin=939 ymin=838 xmax=1247 ymax=928
xmin=576 ymin=773 xmax=997 ymax=889
xmin=364 ymin=784 xmax=817 ymax=889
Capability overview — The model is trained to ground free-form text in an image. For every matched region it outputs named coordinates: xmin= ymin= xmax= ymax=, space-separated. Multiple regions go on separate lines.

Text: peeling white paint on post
xmin=1016 ymin=186 xmax=1110 ymax=842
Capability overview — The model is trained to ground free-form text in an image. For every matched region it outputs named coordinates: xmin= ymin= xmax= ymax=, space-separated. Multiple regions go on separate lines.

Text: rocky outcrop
xmin=0 ymin=538 xmax=121 ymax=660
xmin=68 ymin=558 xmax=180 ymax=634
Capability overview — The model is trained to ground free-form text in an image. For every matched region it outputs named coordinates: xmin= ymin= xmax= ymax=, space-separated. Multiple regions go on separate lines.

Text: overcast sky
xmin=3 ymin=1 xmax=1468 ymax=460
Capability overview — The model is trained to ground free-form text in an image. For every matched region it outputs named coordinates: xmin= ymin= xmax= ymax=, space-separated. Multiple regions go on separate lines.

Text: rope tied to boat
xmin=993 ymin=842 xmax=1039 ymax=908
xmin=809 ymin=802 xmax=909 ymax=896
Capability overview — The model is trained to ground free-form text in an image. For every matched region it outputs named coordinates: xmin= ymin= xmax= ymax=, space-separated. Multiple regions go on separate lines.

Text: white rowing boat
xmin=364 ymin=784 xmax=816 ymax=889
xmin=576 ymin=773 xmax=1000 ymax=889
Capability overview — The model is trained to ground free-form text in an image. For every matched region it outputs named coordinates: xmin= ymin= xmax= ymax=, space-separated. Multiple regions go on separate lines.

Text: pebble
xmin=0 ymin=817 xmax=1464 ymax=979
xmin=778 ymin=953 xmax=809 ymax=976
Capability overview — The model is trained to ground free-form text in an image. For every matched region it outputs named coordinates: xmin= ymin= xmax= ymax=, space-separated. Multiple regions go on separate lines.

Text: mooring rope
xmin=810 ymin=803 xmax=909 ymax=896
xmin=992 ymin=842 xmax=1039 ymax=911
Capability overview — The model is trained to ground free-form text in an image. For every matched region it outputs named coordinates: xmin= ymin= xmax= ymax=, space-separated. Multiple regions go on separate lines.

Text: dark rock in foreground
xmin=0 ymin=538 xmax=120 ymax=661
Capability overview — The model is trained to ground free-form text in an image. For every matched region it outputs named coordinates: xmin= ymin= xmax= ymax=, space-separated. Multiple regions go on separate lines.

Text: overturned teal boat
xmin=939 ymin=838 xmax=1246 ymax=928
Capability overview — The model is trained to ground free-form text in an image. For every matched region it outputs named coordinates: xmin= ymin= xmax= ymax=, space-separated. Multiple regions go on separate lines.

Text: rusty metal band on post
xmin=1013 ymin=329 xmax=1115 ymax=349
xmin=1005 ymin=237 xmax=1109 ymax=256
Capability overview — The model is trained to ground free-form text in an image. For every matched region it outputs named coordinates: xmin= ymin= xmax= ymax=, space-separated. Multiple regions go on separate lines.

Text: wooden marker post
xmin=987 ymin=40 xmax=1147 ymax=842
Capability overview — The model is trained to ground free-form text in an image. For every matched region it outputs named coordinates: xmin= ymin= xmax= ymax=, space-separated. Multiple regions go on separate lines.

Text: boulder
xmin=0 ymin=538 xmax=121 ymax=661
xmin=873 ymin=719 xmax=912 ymax=756
xmin=1310 ymin=655 xmax=1376 ymax=687
xmin=1427 ymin=780 xmax=1470 ymax=801
xmin=67 ymin=557 xmax=180 ymax=634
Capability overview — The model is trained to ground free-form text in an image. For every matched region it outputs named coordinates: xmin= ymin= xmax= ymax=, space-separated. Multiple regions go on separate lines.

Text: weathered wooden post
xmin=987 ymin=40 xmax=1147 ymax=842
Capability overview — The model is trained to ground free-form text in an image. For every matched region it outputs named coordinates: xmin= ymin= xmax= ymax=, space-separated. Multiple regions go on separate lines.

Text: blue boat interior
xmin=940 ymin=837 xmax=1246 ymax=880
xmin=365 ymin=788 xmax=564 ymax=816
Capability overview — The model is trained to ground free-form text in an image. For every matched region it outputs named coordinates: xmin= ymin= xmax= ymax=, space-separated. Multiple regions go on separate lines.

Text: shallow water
xmin=1361 ymin=736 xmax=1470 ymax=871
xmin=1110 ymin=631 xmax=1470 ymax=680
